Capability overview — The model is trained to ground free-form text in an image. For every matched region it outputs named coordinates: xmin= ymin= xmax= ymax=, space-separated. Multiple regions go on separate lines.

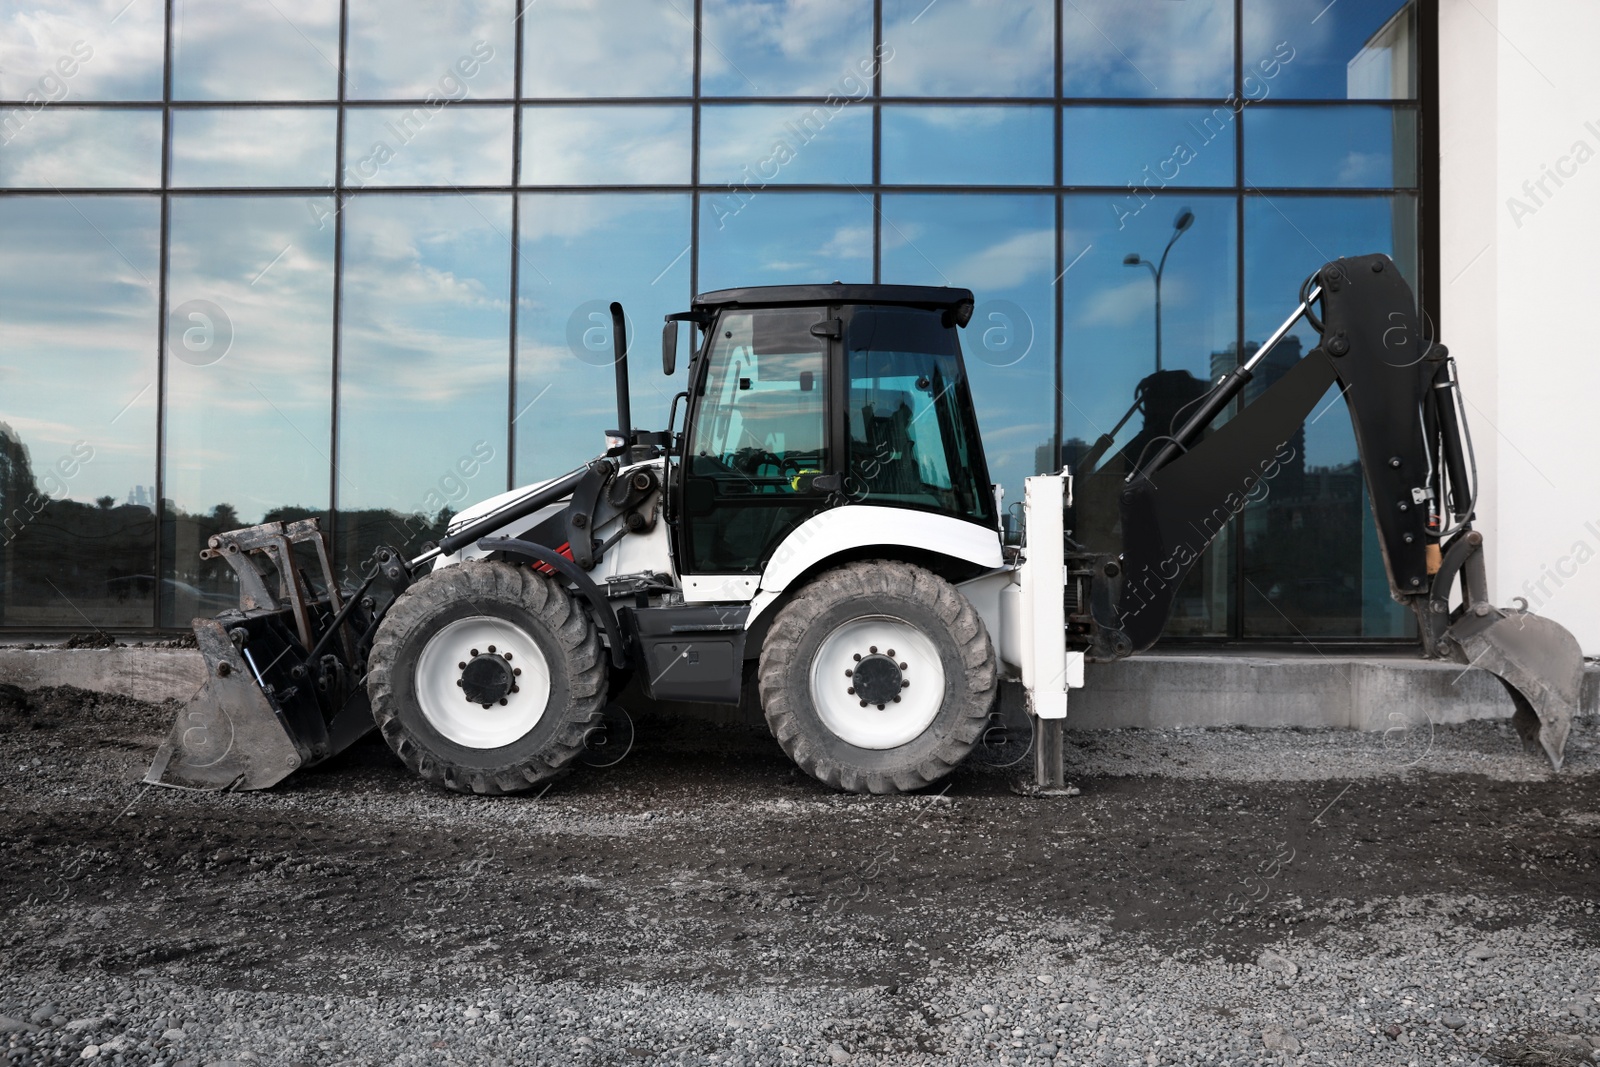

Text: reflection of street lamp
xmin=1123 ymin=207 xmax=1195 ymax=373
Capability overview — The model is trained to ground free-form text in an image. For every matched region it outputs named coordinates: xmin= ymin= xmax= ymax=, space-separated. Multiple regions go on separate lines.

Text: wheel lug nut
xmin=470 ymin=648 xmax=479 ymax=656
xmin=513 ymin=667 xmax=522 ymax=676
xmin=458 ymin=661 xmax=466 ymax=670
xmin=847 ymin=687 xmax=855 ymax=695
xmin=892 ymin=696 xmax=901 ymax=703
xmin=899 ymin=662 xmax=908 ymax=670
xmin=853 ymin=654 xmax=861 ymax=662
xmin=510 ymin=686 xmax=519 ymax=694
xmin=869 ymin=646 xmax=878 ymax=654
xmin=481 ymin=703 xmax=492 ymax=709
xmin=859 ymin=700 xmax=868 ymax=707
xmin=499 ymin=698 xmax=508 ymax=706
xmin=845 ymin=669 xmax=853 ymax=677
xmin=886 ymin=649 xmax=895 ymax=657
xmin=875 ymin=704 xmax=885 ymax=711
xmin=902 ymin=680 xmax=910 ymax=688
xmin=488 ymin=645 xmax=496 ymax=654
xmin=503 ymin=652 xmax=512 ymax=660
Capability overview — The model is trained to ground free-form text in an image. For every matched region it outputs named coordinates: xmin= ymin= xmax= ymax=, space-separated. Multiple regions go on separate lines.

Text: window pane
xmin=882 ymin=0 xmax=1052 ymax=97
xmin=522 ymin=0 xmax=693 ymax=98
xmin=700 ymin=104 xmax=871 ymax=187
xmin=0 ymin=107 xmax=161 ymax=188
xmin=1242 ymin=193 xmax=1418 ymax=637
xmin=515 ymin=193 xmax=691 ymax=483
xmin=881 ymin=106 xmax=1052 ymax=186
xmin=1246 ymin=106 xmax=1417 ymax=188
xmin=173 ymin=0 xmax=341 ymax=101
xmin=1061 ymin=195 xmax=1238 ymax=636
xmin=171 ymin=108 xmax=337 ymax=188
xmin=879 ymin=193 xmax=1054 ymax=511
xmin=1063 ymin=0 xmax=1233 ymax=99
xmin=521 ymin=107 xmax=692 ymax=186
xmin=1243 ymin=0 xmax=1416 ymax=100
xmin=162 ymin=197 xmax=335 ymax=625
xmin=343 ymin=106 xmax=513 ymax=187
xmin=1063 ymin=107 xmax=1235 ymax=188
xmin=701 ymin=0 xmax=874 ymax=97
xmin=0 ymin=0 xmax=164 ymax=100
xmin=0 ymin=197 xmax=159 ymax=628
xmin=698 ymin=192 xmax=872 ymax=291
xmin=346 ymin=0 xmax=515 ymax=100
xmin=337 ymin=195 xmax=512 ymax=564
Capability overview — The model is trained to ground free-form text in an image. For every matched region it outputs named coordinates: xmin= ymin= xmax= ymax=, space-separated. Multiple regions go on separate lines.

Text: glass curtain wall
xmin=0 ymin=0 xmax=1423 ymax=637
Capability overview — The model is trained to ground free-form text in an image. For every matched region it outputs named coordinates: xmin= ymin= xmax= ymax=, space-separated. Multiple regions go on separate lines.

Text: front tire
xmin=758 ymin=560 xmax=996 ymax=794
xmin=367 ymin=560 xmax=606 ymax=794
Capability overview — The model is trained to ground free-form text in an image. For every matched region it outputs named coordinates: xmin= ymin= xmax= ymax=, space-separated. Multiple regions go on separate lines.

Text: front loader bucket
xmin=144 ymin=618 xmax=308 ymax=790
xmin=1444 ymin=608 xmax=1583 ymax=771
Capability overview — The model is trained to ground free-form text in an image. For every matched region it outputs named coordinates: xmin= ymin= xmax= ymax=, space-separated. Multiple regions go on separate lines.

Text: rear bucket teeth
xmin=1445 ymin=608 xmax=1583 ymax=772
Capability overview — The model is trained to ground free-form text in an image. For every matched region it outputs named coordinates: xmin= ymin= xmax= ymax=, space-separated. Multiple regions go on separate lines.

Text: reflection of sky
xmin=0 ymin=196 xmax=158 ymax=503
xmin=1243 ymin=0 xmax=1413 ymax=100
xmin=698 ymin=191 xmax=873 ymax=291
xmin=343 ymin=106 xmax=513 ymax=187
xmin=170 ymin=108 xmax=336 ymax=188
xmin=882 ymin=0 xmax=1052 ymax=97
xmin=880 ymin=194 xmax=1054 ymax=504
xmin=521 ymin=0 xmax=693 ymax=98
xmin=1064 ymin=107 xmax=1235 ymax=188
xmin=1062 ymin=0 xmax=1233 ymax=98
xmin=516 ymin=194 xmax=692 ymax=482
xmin=0 ymin=107 xmax=161 ymax=188
xmin=1245 ymin=194 xmax=1412 ymax=467
xmin=345 ymin=0 xmax=515 ymax=100
xmin=165 ymin=196 xmax=335 ymax=521
xmin=338 ymin=195 xmax=514 ymax=511
xmin=1246 ymin=106 xmax=1414 ymax=188
xmin=881 ymin=107 xmax=1053 ymax=186
xmin=1061 ymin=195 xmax=1237 ymax=450
xmin=0 ymin=0 xmax=164 ymax=100
xmin=700 ymin=104 xmax=871 ymax=187
xmin=523 ymin=106 xmax=692 ymax=185
xmin=701 ymin=0 xmax=872 ymax=97
xmin=171 ymin=0 xmax=340 ymax=101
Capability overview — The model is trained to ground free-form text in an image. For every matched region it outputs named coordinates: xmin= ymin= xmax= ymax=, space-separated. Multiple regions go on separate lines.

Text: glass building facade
xmin=0 ymin=0 xmax=1426 ymax=638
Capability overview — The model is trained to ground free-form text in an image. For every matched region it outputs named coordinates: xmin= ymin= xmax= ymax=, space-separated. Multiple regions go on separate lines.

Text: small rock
xmin=162 ymin=1029 xmax=186 ymax=1043
xmin=1037 ymin=1043 xmax=1057 ymax=1056
xmin=30 ymin=1005 xmax=58 ymax=1025
xmin=1258 ymin=950 xmax=1298 ymax=977
xmin=1442 ymin=1015 xmax=1467 ymax=1030
xmin=80 ymin=1047 xmax=99 ymax=1061
xmin=1262 ymin=1026 xmax=1300 ymax=1053
xmin=828 ymin=1043 xmax=852 ymax=1065
xmin=64 ymin=1018 xmax=102 ymax=1032
xmin=464 ymin=1007 xmax=482 ymax=1020
xmin=981 ymin=1004 xmax=997 ymax=1017
xmin=1466 ymin=945 xmax=1496 ymax=962
xmin=1085 ymin=1014 xmax=1102 ymax=1031
xmin=1037 ymin=974 xmax=1054 ymax=985
xmin=575 ymin=1036 xmax=593 ymax=1046
xmin=1385 ymin=1024 xmax=1403 ymax=1039
xmin=0 ymin=1016 xmax=41 ymax=1034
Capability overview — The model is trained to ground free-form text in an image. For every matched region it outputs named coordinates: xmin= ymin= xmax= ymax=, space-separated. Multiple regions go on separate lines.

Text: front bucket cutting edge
xmin=144 ymin=618 xmax=306 ymax=791
xmin=1445 ymin=608 xmax=1583 ymax=771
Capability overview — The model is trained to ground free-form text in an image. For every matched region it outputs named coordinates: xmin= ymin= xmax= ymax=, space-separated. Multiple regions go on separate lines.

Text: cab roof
xmin=692 ymin=283 xmax=974 ymax=312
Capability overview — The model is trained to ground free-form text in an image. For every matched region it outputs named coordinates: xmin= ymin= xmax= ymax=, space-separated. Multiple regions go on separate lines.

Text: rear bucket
xmin=143 ymin=618 xmax=307 ymax=791
xmin=1445 ymin=608 xmax=1583 ymax=771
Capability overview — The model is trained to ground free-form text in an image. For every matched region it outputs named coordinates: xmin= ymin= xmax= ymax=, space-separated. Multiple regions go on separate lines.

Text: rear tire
xmin=367 ymin=560 xmax=606 ymax=795
xmin=758 ymin=560 xmax=996 ymax=794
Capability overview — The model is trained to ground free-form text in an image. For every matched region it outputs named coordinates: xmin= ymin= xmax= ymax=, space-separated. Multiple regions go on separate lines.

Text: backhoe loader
xmin=145 ymin=254 xmax=1585 ymax=795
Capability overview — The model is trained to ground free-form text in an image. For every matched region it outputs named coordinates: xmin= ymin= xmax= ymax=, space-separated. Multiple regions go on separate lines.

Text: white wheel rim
xmin=808 ymin=615 xmax=945 ymax=750
xmin=414 ymin=615 xmax=553 ymax=749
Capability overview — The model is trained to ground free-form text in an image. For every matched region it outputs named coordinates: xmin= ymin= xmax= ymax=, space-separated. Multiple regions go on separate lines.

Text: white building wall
xmin=1439 ymin=0 xmax=1600 ymax=653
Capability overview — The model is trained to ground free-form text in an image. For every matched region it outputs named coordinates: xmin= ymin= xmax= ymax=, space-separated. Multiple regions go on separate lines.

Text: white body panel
xmin=434 ymin=460 xmax=674 ymax=581
xmin=1018 ymin=473 xmax=1084 ymax=719
xmin=741 ymin=505 xmax=1005 ymax=626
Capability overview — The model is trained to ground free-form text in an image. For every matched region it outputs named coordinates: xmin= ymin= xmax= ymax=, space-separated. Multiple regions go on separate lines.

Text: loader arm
xmin=1081 ymin=253 xmax=1582 ymax=769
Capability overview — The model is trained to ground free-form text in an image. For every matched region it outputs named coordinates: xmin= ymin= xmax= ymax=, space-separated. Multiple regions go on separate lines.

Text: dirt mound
xmin=0 ymin=683 xmax=171 ymax=733
xmin=61 ymin=632 xmax=119 ymax=649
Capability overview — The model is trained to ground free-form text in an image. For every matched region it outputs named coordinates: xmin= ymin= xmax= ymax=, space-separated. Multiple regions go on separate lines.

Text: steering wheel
xmin=733 ymin=449 xmax=800 ymax=484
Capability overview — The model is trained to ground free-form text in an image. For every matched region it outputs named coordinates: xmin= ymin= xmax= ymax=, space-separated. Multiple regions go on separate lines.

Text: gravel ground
xmin=0 ymin=681 xmax=1597 ymax=1067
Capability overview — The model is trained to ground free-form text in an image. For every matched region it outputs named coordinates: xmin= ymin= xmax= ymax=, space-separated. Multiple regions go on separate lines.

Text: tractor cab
xmin=663 ymin=285 xmax=997 ymax=576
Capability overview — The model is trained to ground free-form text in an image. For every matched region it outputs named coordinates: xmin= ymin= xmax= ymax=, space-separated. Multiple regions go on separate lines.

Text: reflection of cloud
xmin=171 ymin=0 xmax=340 ymax=100
xmin=342 ymin=107 xmax=512 ymax=187
xmin=169 ymin=108 xmax=335 ymax=187
xmin=702 ymin=0 xmax=871 ymax=94
xmin=1076 ymin=279 xmax=1151 ymax=328
xmin=344 ymin=0 xmax=512 ymax=99
xmin=1337 ymin=150 xmax=1387 ymax=185
xmin=0 ymin=107 xmax=162 ymax=187
xmin=0 ymin=0 xmax=164 ymax=100
xmin=952 ymin=229 xmax=1053 ymax=290
xmin=819 ymin=224 xmax=872 ymax=261
xmin=884 ymin=0 xmax=1052 ymax=96
xmin=522 ymin=0 xmax=692 ymax=97
xmin=1062 ymin=1 xmax=1234 ymax=97
xmin=522 ymin=107 xmax=691 ymax=185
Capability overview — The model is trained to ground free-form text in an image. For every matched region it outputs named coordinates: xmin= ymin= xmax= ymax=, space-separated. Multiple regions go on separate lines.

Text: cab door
xmin=679 ymin=306 xmax=834 ymax=574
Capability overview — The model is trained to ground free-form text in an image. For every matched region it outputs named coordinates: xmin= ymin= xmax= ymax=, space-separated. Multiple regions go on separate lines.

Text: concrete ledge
xmin=1 ymin=646 xmax=1595 ymax=731
xmin=1068 ymin=652 xmax=1600 ymax=731
xmin=0 ymin=647 xmax=206 ymax=705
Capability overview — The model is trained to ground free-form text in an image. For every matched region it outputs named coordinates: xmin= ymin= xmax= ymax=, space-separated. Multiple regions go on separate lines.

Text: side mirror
xmin=662 ymin=320 xmax=678 ymax=376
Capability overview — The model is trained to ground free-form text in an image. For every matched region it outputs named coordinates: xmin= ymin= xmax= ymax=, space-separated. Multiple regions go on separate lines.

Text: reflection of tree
xmin=0 ymin=420 xmax=462 ymax=630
